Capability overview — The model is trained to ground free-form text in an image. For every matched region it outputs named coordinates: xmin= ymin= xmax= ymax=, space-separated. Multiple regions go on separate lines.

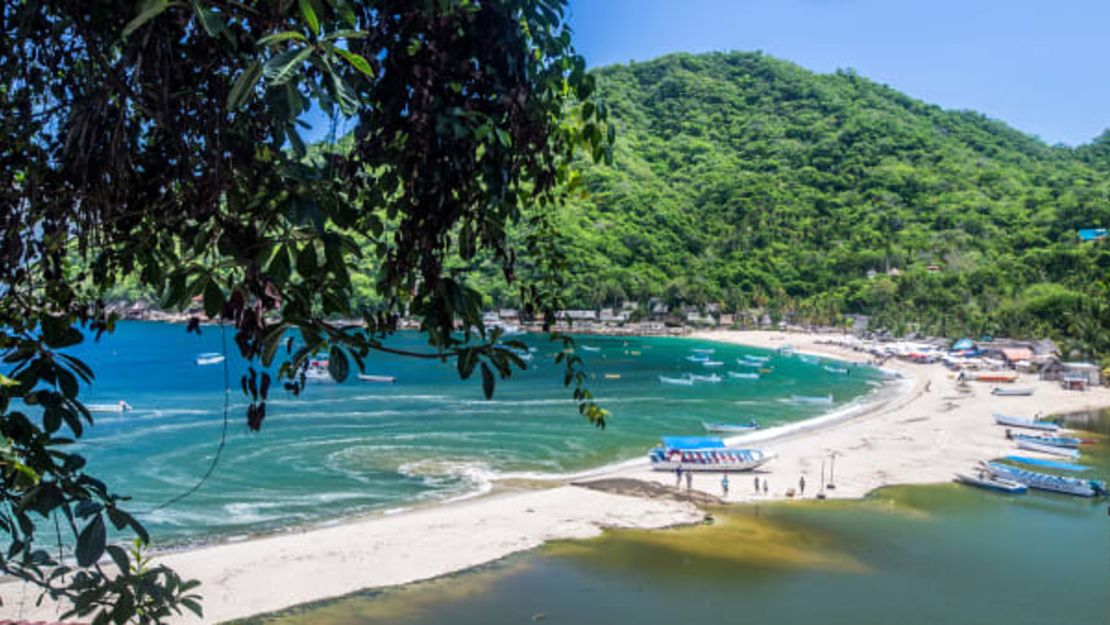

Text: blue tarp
xmin=1004 ymin=455 xmax=1088 ymax=472
xmin=951 ymin=338 xmax=974 ymax=351
xmin=1078 ymin=228 xmax=1108 ymax=242
xmin=662 ymin=436 xmax=725 ymax=449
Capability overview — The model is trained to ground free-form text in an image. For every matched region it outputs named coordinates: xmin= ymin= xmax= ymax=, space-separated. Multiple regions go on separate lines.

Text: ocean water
xmin=245 ymin=411 xmax=1110 ymax=625
xmin=62 ymin=322 xmax=880 ymax=544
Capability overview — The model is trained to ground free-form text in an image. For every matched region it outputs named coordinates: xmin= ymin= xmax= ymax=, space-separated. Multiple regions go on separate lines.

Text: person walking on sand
xmin=721 ymin=474 xmax=730 ymax=497
xmin=685 ymin=470 xmax=693 ymax=491
xmin=799 ymin=475 xmax=806 ymax=495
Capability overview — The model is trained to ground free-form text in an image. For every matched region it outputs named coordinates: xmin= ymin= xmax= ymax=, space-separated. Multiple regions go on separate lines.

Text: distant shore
xmin=7 ymin=329 xmax=1110 ymax=624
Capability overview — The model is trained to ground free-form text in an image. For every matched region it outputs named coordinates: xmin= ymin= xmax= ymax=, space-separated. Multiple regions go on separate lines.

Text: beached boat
xmin=993 ymin=413 xmax=1059 ymax=432
xmin=727 ymin=371 xmax=759 ymax=380
xmin=87 ymin=401 xmax=133 ymax=413
xmin=975 ymin=371 xmax=1019 ymax=383
xmin=702 ymin=420 xmax=760 ymax=433
xmin=649 ymin=436 xmax=773 ymax=472
xmin=953 ymin=472 xmax=1027 ymax=494
xmin=791 ymin=394 xmax=833 ymax=405
xmin=659 ymin=375 xmax=695 ymax=386
xmin=985 ymin=462 xmax=1107 ymax=498
xmin=991 ymin=387 xmax=1033 ymax=396
xmin=688 ymin=373 xmax=722 ymax=383
xmin=1010 ymin=432 xmax=1081 ymax=449
xmin=195 ymin=352 xmax=225 ymax=366
xmin=357 ymin=374 xmax=396 ymax=383
xmin=1015 ymin=439 xmax=1080 ymax=459
xmin=701 ymin=360 xmax=724 ymax=367
xmin=823 ymin=365 xmax=849 ymax=375
xmin=1004 ymin=455 xmax=1089 ymax=472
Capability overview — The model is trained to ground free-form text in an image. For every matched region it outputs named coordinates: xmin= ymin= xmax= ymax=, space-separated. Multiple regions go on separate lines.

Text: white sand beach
xmin=6 ymin=330 xmax=1109 ymax=623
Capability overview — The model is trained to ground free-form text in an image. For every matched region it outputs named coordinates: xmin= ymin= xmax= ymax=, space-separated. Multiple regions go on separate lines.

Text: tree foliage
xmin=0 ymin=0 xmax=609 ymax=620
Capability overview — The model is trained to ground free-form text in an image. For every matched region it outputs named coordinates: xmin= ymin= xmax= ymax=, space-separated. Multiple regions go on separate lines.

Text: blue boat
xmin=649 ymin=436 xmax=773 ymax=472
xmin=954 ymin=472 xmax=1027 ymax=494
xmin=1011 ymin=432 xmax=1081 ymax=449
xmin=1004 ymin=456 xmax=1089 ymax=472
xmin=985 ymin=462 xmax=1107 ymax=498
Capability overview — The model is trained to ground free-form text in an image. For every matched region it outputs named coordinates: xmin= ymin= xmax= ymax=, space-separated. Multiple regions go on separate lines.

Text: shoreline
xmin=6 ymin=329 xmax=1110 ymax=623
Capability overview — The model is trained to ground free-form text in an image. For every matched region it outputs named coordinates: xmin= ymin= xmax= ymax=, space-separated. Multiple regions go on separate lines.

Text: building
xmin=1062 ymin=362 xmax=1101 ymax=387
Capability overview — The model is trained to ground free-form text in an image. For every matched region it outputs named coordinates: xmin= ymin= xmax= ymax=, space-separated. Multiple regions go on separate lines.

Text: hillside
xmin=550 ymin=51 xmax=1110 ymax=351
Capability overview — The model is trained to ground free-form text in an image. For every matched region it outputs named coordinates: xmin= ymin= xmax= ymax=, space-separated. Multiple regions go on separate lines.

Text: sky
xmin=566 ymin=0 xmax=1110 ymax=146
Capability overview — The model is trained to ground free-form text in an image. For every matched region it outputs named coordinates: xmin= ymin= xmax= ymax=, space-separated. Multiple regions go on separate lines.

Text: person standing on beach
xmin=799 ymin=475 xmax=806 ymax=495
xmin=685 ymin=470 xmax=693 ymax=491
xmin=754 ymin=476 xmax=760 ymax=493
xmin=675 ymin=466 xmax=682 ymax=488
xmin=763 ymin=480 xmax=769 ymax=495
xmin=721 ymin=474 xmax=730 ymax=497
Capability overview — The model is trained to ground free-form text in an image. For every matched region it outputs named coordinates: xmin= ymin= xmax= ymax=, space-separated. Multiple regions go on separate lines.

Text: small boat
xmin=727 ymin=371 xmax=759 ymax=380
xmin=688 ymin=373 xmax=722 ymax=383
xmin=985 ymin=462 xmax=1106 ymax=498
xmin=791 ymin=394 xmax=833 ymax=405
xmin=799 ymin=354 xmax=819 ymax=364
xmin=87 ymin=401 xmax=133 ymax=413
xmin=975 ymin=371 xmax=1019 ymax=383
xmin=1015 ymin=439 xmax=1079 ymax=459
xmin=759 ymin=368 xmax=773 ymax=374
xmin=686 ymin=354 xmax=710 ymax=363
xmin=701 ymin=360 xmax=725 ymax=367
xmin=357 ymin=374 xmax=396 ymax=383
xmin=823 ymin=365 xmax=849 ymax=375
xmin=603 ymin=373 xmax=621 ymax=380
xmin=304 ymin=359 xmax=334 ymax=382
xmin=579 ymin=345 xmax=601 ymax=353
xmin=649 ymin=436 xmax=773 ymax=472
xmin=743 ymin=355 xmax=770 ymax=363
xmin=992 ymin=387 xmax=1033 ymax=396
xmin=778 ymin=345 xmax=795 ymax=355
xmin=954 ymin=472 xmax=1027 ymax=494
xmin=628 ymin=350 xmax=642 ymax=356
xmin=735 ymin=359 xmax=761 ymax=368
xmin=993 ymin=413 xmax=1059 ymax=432
xmin=659 ymin=375 xmax=695 ymax=386
xmin=1010 ymin=432 xmax=1081 ymax=449
xmin=691 ymin=348 xmax=716 ymax=354
xmin=702 ymin=420 xmax=760 ymax=433
xmin=1004 ymin=455 xmax=1089 ymax=472
xmin=195 ymin=352 xmax=225 ymax=366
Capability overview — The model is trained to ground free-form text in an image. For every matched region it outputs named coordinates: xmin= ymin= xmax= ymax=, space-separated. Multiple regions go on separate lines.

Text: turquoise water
xmin=246 ymin=411 xmax=1110 ymax=625
xmin=62 ymin=322 xmax=880 ymax=544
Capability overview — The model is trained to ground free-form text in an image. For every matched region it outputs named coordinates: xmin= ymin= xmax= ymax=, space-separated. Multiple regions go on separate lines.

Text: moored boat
xmin=742 ymin=354 xmax=770 ymax=363
xmin=195 ymin=352 xmax=225 ymax=366
xmin=954 ymin=471 xmax=1027 ymax=494
xmin=701 ymin=360 xmax=724 ymax=367
xmin=735 ymin=359 xmax=761 ymax=368
xmin=686 ymin=354 xmax=710 ymax=363
xmin=1015 ymin=439 xmax=1079 ymax=459
xmin=991 ymin=387 xmax=1034 ymax=396
xmin=791 ymin=394 xmax=833 ymax=405
xmin=702 ymin=420 xmax=760 ymax=433
xmin=357 ymin=374 xmax=396 ymax=383
xmin=87 ymin=400 xmax=133 ymax=413
xmin=579 ymin=345 xmax=601 ymax=353
xmin=1003 ymin=455 xmax=1089 ymax=472
xmin=993 ymin=413 xmax=1059 ymax=432
xmin=688 ymin=373 xmax=722 ymax=383
xmin=984 ymin=462 xmax=1106 ymax=497
xmin=304 ymin=359 xmax=334 ymax=382
xmin=649 ymin=436 xmax=773 ymax=472
xmin=1009 ymin=432 xmax=1081 ymax=449
xmin=823 ymin=365 xmax=849 ymax=375
xmin=691 ymin=348 xmax=715 ymax=354
xmin=659 ymin=375 xmax=695 ymax=386
xmin=727 ymin=371 xmax=759 ymax=380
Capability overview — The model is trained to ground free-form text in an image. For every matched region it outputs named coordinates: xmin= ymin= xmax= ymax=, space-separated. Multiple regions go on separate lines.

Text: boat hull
xmin=993 ymin=413 xmax=1059 ymax=432
xmin=954 ymin=473 xmax=1027 ymax=493
xmin=1015 ymin=440 xmax=1079 ymax=458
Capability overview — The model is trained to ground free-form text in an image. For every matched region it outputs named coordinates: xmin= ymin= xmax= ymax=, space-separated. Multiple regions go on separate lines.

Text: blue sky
xmin=567 ymin=0 xmax=1110 ymax=146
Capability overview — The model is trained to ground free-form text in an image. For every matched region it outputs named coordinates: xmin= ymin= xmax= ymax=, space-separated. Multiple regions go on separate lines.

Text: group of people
xmin=674 ymin=466 xmax=808 ymax=498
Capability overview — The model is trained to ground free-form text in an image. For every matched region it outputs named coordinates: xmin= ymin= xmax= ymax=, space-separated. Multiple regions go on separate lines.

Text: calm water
xmin=245 ymin=412 xmax=1110 ymax=625
xmin=61 ymin=322 xmax=879 ymax=544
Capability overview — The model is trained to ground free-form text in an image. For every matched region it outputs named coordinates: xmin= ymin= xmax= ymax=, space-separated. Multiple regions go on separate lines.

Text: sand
xmin=6 ymin=330 xmax=1109 ymax=623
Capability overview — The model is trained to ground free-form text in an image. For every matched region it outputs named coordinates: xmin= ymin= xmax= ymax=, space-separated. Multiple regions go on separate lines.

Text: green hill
xmin=550 ymin=51 xmax=1110 ymax=352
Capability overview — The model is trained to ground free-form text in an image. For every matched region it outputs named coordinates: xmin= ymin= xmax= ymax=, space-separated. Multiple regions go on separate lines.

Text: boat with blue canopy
xmin=984 ymin=462 xmax=1107 ymax=498
xmin=993 ymin=413 xmax=1059 ymax=432
xmin=1004 ymin=456 xmax=1089 ymax=472
xmin=649 ymin=436 xmax=773 ymax=472
xmin=1009 ymin=432 xmax=1081 ymax=449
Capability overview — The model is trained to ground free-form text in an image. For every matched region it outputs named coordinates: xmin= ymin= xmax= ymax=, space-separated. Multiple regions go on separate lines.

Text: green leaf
xmin=298 ymin=0 xmax=319 ymax=36
xmin=295 ymin=242 xmax=318 ymax=277
xmin=122 ymin=0 xmax=169 ymax=38
xmin=480 ymin=362 xmax=495 ymax=399
xmin=330 ymin=72 xmax=359 ymax=116
xmin=227 ymin=60 xmax=263 ymax=110
xmin=203 ymin=280 xmax=225 ymax=318
xmin=327 ymin=346 xmax=349 ymax=382
xmin=105 ymin=545 xmax=130 ymax=573
xmin=331 ymin=46 xmax=374 ymax=78
xmin=76 ymin=515 xmax=107 ymax=567
xmin=256 ymin=31 xmax=309 ymax=46
xmin=191 ymin=1 xmax=226 ymax=37
xmin=263 ymin=45 xmax=313 ymax=86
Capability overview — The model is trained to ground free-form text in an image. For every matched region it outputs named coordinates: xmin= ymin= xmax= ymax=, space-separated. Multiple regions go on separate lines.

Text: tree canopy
xmin=0 ymin=0 xmax=609 ymax=621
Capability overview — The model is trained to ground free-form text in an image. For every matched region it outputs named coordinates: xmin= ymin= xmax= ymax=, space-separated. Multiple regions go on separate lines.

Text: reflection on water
xmin=240 ymin=411 xmax=1110 ymax=625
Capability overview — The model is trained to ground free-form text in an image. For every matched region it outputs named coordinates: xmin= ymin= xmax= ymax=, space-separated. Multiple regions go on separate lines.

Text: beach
xmin=6 ymin=330 xmax=1110 ymax=623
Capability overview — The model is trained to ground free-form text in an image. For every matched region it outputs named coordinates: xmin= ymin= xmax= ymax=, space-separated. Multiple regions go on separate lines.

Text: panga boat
xmin=304 ymin=359 xmax=334 ymax=382
xmin=649 ymin=436 xmax=773 ymax=472
xmin=1015 ymin=439 xmax=1079 ymax=459
xmin=985 ymin=462 xmax=1107 ymax=498
xmin=686 ymin=354 xmax=710 ymax=363
xmin=87 ymin=401 xmax=133 ymax=413
xmin=688 ymin=373 xmax=722 ymax=383
xmin=975 ymin=371 xmax=1019 ymax=383
xmin=579 ymin=345 xmax=601 ymax=353
xmin=823 ymin=365 xmax=849 ymax=375
xmin=603 ymin=373 xmax=621 ymax=380
xmin=691 ymin=348 xmax=715 ymax=354
xmin=777 ymin=345 xmax=795 ymax=355
xmin=1004 ymin=455 xmax=1089 ymax=472
xmin=659 ymin=375 xmax=695 ymax=386
xmin=791 ymin=394 xmax=834 ymax=405
xmin=702 ymin=420 xmax=760 ymax=433
xmin=742 ymin=354 xmax=770 ymax=363
xmin=993 ymin=413 xmax=1059 ymax=432
xmin=1010 ymin=432 xmax=1081 ymax=449
xmin=799 ymin=354 xmax=819 ymax=364
xmin=735 ymin=359 xmax=761 ymax=368
xmin=991 ymin=387 xmax=1033 ymax=396
xmin=701 ymin=360 xmax=725 ymax=367
xmin=727 ymin=371 xmax=760 ymax=380
xmin=195 ymin=352 xmax=225 ymax=366
xmin=357 ymin=374 xmax=396 ymax=383
xmin=953 ymin=471 xmax=1027 ymax=494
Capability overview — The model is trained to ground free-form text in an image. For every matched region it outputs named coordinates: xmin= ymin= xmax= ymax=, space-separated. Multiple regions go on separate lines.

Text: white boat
xmin=702 ymin=420 xmax=760 ymax=433
xmin=778 ymin=345 xmax=795 ymax=355
xmin=686 ymin=354 xmax=710 ymax=363
xmin=727 ymin=371 xmax=759 ymax=380
xmin=659 ymin=375 xmax=695 ymax=386
xmin=688 ymin=373 xmax=722 ymax=383
xmin=743 ymin=355 xmax=770 ymax=363
xmin=304 ymin=359 xmax=334 ymax=382
xmin=953 ymin=472 xmax=1028 ymax=494
xmin=701 ymin=360 xmax=725 ymax=367
xmin=195 ymin=352 xmax=225 ymax=366
xmin=691 ymin=348 xmax=715 ymax=354
xmin=735 ymin=359 xmax=761 ymax=368
xmin=799 ymin=354 xmax=819 ymax=364
xmin=992 ymin=387 xmax=1034 ymax=396
xmin=357 ymin=374 xmax=396 ymax=383
xmin=1010 ymin=432 xmax=1081 ymax=449
xmin=579 ymin=345 xmax=601 ymax=353
xmin=993 ymin=413 xmax=1059 ymax=432
xmin=791 ymin=394 xmax=833 ymax=405
xmin=87 ymin=401 xmax=133 ymax=413
xmin=1015 ymin=439 xmax=1079 ymax=459
xmin=823 ymin=365 xmax=849 ymax=375
xmin=649 ymin=436 xmax=774 ymax=472
xmin=985 ymin=462 xmax=1106 ymax=498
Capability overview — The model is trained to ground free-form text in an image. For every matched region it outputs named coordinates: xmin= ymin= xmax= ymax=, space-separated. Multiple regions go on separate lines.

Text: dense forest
xmin=541 ymin=52 xmax=1110 ymax=357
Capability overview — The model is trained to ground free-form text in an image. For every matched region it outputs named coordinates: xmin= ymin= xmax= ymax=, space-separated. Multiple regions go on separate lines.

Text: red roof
xmin=1000 ymin=348 xmax=1033 ymax=362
